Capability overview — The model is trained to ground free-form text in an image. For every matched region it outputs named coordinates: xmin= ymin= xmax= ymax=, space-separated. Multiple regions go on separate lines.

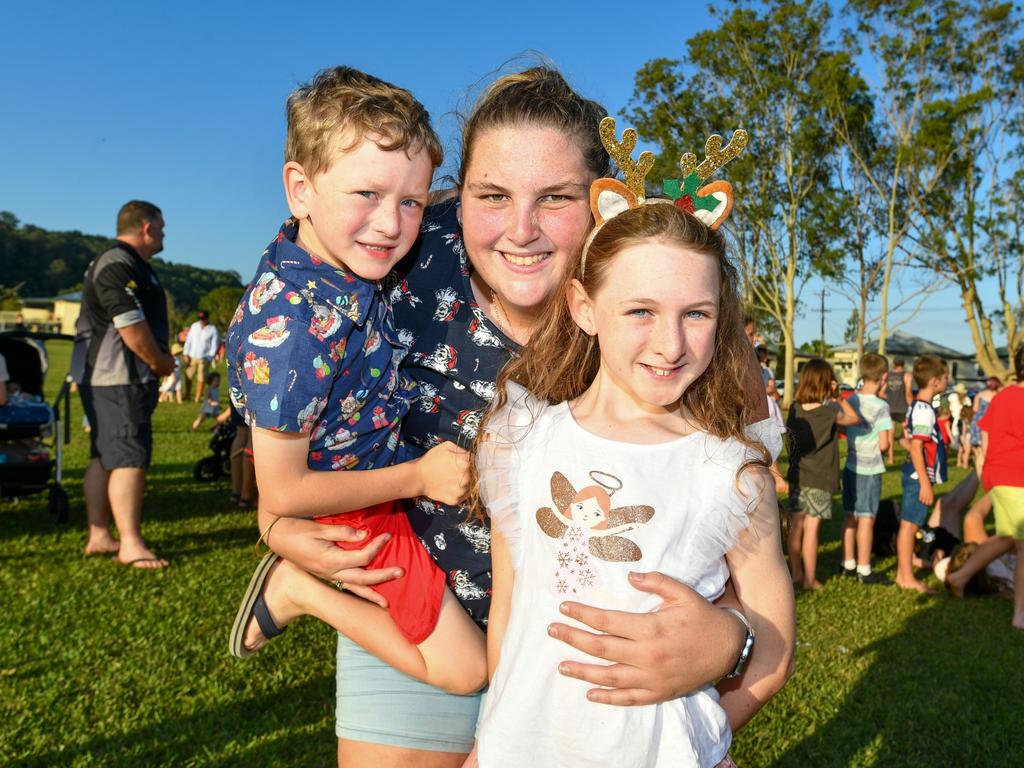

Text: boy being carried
xmin=897 ymin=354 xmax=949 ymax=593
xmin=226 ymin=66 xmax=485 ymax=695
xmin=840 ymin=353 xmax=893 ymax=584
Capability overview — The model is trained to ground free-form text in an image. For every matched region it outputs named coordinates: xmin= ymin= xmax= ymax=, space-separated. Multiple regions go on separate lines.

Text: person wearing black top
xmin=72 ymin=200 xmax=175 ymax=568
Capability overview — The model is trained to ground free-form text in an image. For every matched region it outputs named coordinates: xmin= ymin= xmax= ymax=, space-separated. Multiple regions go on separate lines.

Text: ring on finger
xmin=333 ymin=580 xmax=347 ymax=592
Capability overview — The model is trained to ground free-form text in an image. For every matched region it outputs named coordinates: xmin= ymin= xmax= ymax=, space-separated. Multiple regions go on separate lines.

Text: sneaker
xmin=857 ymin=571 xmax=888 ymax=585
xmin=838 ymin=564 xmax=857 ymax=578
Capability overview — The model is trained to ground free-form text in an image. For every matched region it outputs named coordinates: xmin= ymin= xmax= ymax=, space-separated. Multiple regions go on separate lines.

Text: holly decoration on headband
xmin=663 ymin=131 xmax=749 ymax=227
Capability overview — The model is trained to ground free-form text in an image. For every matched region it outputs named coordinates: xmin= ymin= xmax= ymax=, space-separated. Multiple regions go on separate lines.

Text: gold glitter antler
xmin=679 ymin=130 xmax=750 ymax=183
xmin=599 ymin=117 xmax=656 ymax=200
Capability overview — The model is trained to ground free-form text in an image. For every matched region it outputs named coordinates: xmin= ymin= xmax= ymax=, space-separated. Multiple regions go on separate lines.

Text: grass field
xmin=1 ymin=341 xmax=1021 ymax=767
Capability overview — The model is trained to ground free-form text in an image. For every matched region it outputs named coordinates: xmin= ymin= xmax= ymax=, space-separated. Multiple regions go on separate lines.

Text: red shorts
xmin=315 ymin=500 xmax=444 ymax=645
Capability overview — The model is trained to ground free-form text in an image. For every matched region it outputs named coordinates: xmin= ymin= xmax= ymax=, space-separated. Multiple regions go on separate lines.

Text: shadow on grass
xmin=774 ymin=597 xmax=1024 ymax=767
xmin=15 ymin=677 xmax=337 ymax=767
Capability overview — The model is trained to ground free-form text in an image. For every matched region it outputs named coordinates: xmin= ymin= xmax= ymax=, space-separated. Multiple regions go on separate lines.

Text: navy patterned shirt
xmin=226 ymin=220 xmax=415 ymax=472
xmin=389 ymin=200 xmax=516 ymax=626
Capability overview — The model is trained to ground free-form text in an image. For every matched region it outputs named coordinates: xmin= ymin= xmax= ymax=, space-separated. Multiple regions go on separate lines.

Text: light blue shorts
xmin=335 ymin=634 xmax=481 ymax=753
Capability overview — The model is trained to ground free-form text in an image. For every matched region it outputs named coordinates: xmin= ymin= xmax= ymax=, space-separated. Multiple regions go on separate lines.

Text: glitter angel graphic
xmin=536 ymin=471 xmax=655 ymax=597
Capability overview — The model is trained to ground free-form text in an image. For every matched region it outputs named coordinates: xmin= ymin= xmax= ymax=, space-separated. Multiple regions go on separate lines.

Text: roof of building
xmin=831 ymin=331 xmax=973 ymax=360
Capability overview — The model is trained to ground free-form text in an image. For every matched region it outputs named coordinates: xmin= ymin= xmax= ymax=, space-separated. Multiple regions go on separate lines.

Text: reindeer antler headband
xmin=580 ymin=117 xmax=749 ymax=274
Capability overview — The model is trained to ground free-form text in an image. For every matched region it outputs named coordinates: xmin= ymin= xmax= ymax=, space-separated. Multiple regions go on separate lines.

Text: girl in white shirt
xmin=470 ymin=176 xmax=795 ymax=767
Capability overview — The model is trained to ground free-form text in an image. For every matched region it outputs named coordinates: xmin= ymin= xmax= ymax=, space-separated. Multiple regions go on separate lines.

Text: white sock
xmin=843 ymin=559 xmax=856 ymax=570
xmin=857 ymin=564 xmax=872 ymax=576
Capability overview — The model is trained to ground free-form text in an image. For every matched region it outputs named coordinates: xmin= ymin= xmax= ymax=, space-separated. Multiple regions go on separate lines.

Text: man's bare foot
xmin=896 ymin=577 xmax=934 ymax=594
xmin=117 ymin=544 xmax=169 ymax=569
xmin=242 ymin=558 xmax=312 ymax=653
xmin=84 ymin=537 xmax=120 ymax=556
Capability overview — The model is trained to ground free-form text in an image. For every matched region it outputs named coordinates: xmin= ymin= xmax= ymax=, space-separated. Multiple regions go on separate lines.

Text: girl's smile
xmin=569 ymin=238 xmax=720 ymax=421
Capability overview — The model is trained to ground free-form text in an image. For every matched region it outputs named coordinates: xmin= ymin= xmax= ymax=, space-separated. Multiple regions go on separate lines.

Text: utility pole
xmin=820 ymin=288 xmax=826 ymax=358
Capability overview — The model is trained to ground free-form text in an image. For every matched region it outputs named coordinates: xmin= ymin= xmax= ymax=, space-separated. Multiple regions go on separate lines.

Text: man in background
xmin=72 ymin=200 xmax=174 ymax=568
xmin=182 ymin=309 xmax=219 ymax=402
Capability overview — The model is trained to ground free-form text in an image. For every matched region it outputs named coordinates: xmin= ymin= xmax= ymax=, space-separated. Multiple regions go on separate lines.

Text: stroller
xmin=0 ymin=330 xmax=74 ymax=522
xmin=193 ymin=420 xmax=237 ymax=482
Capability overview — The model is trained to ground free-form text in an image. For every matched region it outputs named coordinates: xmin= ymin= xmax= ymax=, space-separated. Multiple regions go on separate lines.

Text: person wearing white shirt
xmin=183 ymin=309 xmax=219 ymax=403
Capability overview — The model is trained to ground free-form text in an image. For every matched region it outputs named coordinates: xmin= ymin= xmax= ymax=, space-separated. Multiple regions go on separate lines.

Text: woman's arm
xmin=252 ymin=427 xmax=470 ymax=518
xmin=257 ymin=505 xmax=399 ymax=607
xmin=718 ymin=471 xmax=796 ymax=730
xmin=549 ymin=573 xmax=750 ymax=705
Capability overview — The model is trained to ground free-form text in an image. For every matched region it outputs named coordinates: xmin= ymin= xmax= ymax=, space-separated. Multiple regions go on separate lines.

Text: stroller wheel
xmin=49 ymin=484 xmax=69 ymax=524
xmin=193 ymin=456 xmax=222 ymax=482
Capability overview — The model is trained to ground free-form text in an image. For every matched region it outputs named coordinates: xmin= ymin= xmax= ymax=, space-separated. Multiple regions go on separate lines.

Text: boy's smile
xmin=285 ymin=136 xmax=433 ymax=281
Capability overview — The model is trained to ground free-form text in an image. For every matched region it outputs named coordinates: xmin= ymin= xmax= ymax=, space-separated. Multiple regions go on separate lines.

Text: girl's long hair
xmin=794 ymin=359 xmax=835 ymax=405
xmin=469 ymin=203 xmax=769 ymax=521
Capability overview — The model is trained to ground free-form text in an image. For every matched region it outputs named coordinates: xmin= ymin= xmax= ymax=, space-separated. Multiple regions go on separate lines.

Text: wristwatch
xmin=721 ymin=607 xmax=755 ymax=679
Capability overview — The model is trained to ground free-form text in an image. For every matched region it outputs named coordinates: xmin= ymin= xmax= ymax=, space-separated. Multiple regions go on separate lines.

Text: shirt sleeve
xmin=478 ymin=382 xmax=546 ymax=569
xmin=909 ymin=403 xmax=935 ymax=439
xmin=234 ymin=308 xmax=343 ymax=434
xmin=875 ymin=402 xmax=893 ymax=432
xmin=93 ymin=254 xmax=147 ymax=326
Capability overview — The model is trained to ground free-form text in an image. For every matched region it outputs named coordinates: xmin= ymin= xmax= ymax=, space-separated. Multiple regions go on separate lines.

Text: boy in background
xmin=897 ymin=354 xmax=948 ymax=593
xmin=840 ymin=353 xmax=893 ymax=584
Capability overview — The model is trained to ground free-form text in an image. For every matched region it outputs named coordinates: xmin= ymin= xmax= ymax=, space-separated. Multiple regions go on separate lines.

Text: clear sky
xmin=1 ymin=0 xmax=1000 ymax=355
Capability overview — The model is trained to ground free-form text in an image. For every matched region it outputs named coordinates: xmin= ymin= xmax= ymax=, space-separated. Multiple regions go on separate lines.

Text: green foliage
xmin=198 ymin=285 xmax=246 ymax=332
xmin=0 ymin=214 xmax=242 ymax=314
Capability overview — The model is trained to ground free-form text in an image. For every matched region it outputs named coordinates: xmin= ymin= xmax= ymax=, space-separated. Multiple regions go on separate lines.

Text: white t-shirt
xmin=844 ymin=392 xmax=893 ymax=476
xmin=476 ymin=383 xmax=771 ymax=768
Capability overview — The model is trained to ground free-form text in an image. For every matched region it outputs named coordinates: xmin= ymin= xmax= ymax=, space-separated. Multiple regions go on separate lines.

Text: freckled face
xmin=459 ymin=126 xmax=595 ymax=317
xmin=580 ymin=239 xmax=720 ymax=414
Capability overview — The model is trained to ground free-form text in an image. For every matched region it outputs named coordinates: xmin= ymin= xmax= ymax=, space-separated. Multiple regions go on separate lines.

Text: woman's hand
xmin=260 ymin=510 xmax=402 ymax=608
xmin=416 ymin=441 xmax=471 ymax=505
xmin=548 ymin=571 xmax=746 ymax=705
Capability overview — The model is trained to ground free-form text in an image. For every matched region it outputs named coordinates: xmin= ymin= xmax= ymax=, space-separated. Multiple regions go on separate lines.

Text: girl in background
xmin=786 ymin=359 xmax=859 ymax=589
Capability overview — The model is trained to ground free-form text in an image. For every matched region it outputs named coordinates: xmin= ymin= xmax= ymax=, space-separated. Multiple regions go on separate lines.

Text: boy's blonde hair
xmin=859 ymin=352 xmax=889 ymax=384
xmin=286 ymin=66 xmax=443 ymax=179
xmin=912 ymin=355 xmax=947 ymax=390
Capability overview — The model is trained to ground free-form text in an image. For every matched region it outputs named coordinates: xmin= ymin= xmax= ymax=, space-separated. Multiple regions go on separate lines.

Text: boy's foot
xmin=231 ymin=555 xmax=312 ymax=657
xmin=837 ymin=564 xmax=857 ymax=578
xmin=857 ymin=571 xmax=888 ymax=585
xmin=895 ymin=576 xmax=935 ymax=594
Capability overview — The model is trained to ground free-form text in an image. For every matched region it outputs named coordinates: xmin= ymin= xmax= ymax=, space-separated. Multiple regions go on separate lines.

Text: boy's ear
xmin=283 ymin=161 xmax=312 ymax=220
xmin=566 ymin=279 xmax=597 ymax=336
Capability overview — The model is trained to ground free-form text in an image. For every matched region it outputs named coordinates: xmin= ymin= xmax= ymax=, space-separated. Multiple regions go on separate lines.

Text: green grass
xmin=2 ymin=342 xmax=1021 ymax=766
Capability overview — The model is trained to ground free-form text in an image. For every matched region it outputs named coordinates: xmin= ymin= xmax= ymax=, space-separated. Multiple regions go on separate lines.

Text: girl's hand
xmin=549 ymin=571 xmax=747 ymax=705
xmin=417 ymin=441 xmax=471 ymax=505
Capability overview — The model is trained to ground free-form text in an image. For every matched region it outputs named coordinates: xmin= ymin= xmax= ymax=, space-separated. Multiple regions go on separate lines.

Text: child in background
xmin=839 ymin=353 xmax=893 ymax=584
xmin=225 ymin=66 xmax=486 ymax=696
xmin=786 ymin=359 xmax=860 ymax=589
xmin=191 ymin=371 xmax=221 ymax=431
xmin=957 ymin=405 xmax=974 ymax=468
xmin=470 ymin=129 xmax=794 ymax=766
xmin=158 ymin=342 xmax=184 ymax=403
xmin=937 ymin=400 xmax=952 ymax=449
xmin=897 ymin=354 xmax=949 ymax=593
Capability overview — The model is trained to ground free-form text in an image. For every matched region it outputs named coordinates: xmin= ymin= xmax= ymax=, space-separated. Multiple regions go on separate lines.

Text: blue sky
xmin=1 ymin=0 xmax=1000 ymax=355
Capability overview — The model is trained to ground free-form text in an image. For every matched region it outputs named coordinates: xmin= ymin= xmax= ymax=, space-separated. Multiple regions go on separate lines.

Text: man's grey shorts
xmin=79 ymin=382 xmax=159 ymax=470
xmin=335 ymin=634 xmax=480 ymax=753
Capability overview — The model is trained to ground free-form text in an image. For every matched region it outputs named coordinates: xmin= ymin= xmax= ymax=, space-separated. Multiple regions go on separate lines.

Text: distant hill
xmin=0 ymin=211 xmax=241 ymax=311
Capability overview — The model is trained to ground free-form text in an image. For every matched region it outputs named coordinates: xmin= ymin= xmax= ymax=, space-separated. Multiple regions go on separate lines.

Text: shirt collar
xmin=264 ymin=218 xmax=377 ymax=326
